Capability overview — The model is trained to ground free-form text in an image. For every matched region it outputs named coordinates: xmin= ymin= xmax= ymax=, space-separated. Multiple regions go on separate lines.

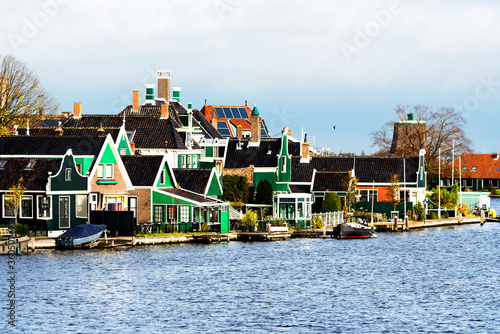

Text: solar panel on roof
xmin=218 ymin=121 xmax=231 ymax=137
xmin=223 ymin=107 xmax=232 ymax=118
xmin=260 ymin=123 xmax=268 ymax=137
xmin=230 ymin=107 xmax=240 ymax=119
xmin=215 ymin=107 xmax=225 ymax=119
xmin=239 ymin=108 xmax=248 ymax=119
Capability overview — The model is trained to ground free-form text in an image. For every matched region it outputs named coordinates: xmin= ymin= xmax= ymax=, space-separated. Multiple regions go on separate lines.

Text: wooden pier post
xmin=458 ymin=213 xmax=463 ymax=224
xmin=132 ymin=236 xmax=136 ymax=246
xmin=404 ymin=216 xmax=409 ymax=231
xmin=30 ymin=237 xmax=35 ymax=251
xmin=480 ymin=210 xmax=485 ymax=225
xmin=393 ymin=217 xmax=398 ymax=231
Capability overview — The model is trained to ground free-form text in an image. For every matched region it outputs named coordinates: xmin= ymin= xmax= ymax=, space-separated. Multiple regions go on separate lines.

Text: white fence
xmin=312 ymin=211 xmax=344 ymax=226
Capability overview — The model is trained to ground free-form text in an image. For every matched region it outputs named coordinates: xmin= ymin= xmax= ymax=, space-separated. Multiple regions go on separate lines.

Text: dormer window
xmin=25 ymin=160 xmax=36 ymax=170
xmin=472 ymin=166 xmax=477 ymax=171
xmin=0 ymin=161 xmax=5 ymax=169
xmin=65 ymin=168 xmax=72 ymax=181
xmin=463 ymin=166 xmax=468 ymax=170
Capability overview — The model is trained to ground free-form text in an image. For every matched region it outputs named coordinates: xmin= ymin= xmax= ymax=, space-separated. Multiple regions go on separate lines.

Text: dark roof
xmin=173 ymin=168 xmax=212 ymax=194
xmin=0 ymin=158 xmax=61 ymax=191
xmin=290 ymin=185 xmax=310 ymax=193
xmin=121 ymin=155 xmax=164 ymax=187
xmin=62 ymin=115 xmax=188 ymax=150
xmin=224 ymin=138 xmax=301 ymax=168
xmin=193 ymin=109 xmax=224 ymax=139
xmin=157 ymin=188 xmax=222 ymax=205
xmin=17 ymin=127 xmax=121 ymax=141
xmin=0 ymin=136 xmax=106 ymax=156
xmin=119 ymin=102 xmax=184 ymax=128
xmin=291 ymin=156 xmax=420 ymax=183
xmin=312 ymin=172 xmax=349 ymax=192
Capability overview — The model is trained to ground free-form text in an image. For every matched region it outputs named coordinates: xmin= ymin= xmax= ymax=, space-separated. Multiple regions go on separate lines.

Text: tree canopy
xmin=255 ymin=179 xmax=273 ymax=205
xmin=222 ymin=175 xmax=252 ymax=204
xmin=321 ymin=192 xmax=342 ymax=213
xmin=371 ymin=105 xmax=472 ymax=177
xmin=0 ymin=54 xmax=58 ymax=132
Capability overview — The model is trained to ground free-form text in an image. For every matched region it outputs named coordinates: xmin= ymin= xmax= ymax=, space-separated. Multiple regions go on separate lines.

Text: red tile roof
xmin=447 ymin=153 xmax=500 ymax=179
xmin=229 ymin=119 xmax=251 ymax=130
xmin=200 ymin=105 xmax=251 ymax=121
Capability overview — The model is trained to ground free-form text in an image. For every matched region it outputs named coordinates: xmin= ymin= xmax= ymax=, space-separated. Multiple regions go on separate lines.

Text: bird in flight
xmin=333 ymin=125 xmax=336 ymax=130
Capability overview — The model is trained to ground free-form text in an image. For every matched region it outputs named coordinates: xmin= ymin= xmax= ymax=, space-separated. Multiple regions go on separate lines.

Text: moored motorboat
xmin=333 ymin=216 xmax=375 ymax=239
xmin=57 ymin=224 xmax=107 ymax=247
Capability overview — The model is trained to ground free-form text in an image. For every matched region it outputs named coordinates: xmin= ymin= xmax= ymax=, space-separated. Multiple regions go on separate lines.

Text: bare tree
xmin=371 ymin=105 xmax=472 ymax=177
xmin=0 ymin=54 xmax=58 ymax=132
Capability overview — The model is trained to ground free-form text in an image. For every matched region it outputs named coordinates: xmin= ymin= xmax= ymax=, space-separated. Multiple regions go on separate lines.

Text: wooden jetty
xmin=237 ymin=231 xmax=291 ymax=241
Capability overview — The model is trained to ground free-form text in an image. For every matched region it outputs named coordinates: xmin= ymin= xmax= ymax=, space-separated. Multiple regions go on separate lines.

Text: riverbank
xmin=23 ymin=217 xmax=499 ymax=250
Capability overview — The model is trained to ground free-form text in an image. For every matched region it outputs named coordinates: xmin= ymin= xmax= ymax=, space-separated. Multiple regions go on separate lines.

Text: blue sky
xmin=1 ymin=0 xmax=500 ymax=154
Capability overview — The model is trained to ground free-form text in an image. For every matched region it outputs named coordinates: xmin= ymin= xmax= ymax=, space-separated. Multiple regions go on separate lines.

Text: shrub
xmin=495 ymin=189 xmax=500 ymax=196
xmin=442 ymin=211 xmax=449 ymax=219
xmin=312 ymin=216 xmax=323 ymax=229
xmin=413 ymin=202 xmax=424 ymax=221
xmin=429 ymin=212 xmax=438 ymax=219
xmin=255 ymin=180 xmax=273 ymax=205
xmin=240 ymin=210 xmax=258 ymax=227
xmin=321 ymin=193 xmax=341 ymax=212
xmin=15 ymin=223 xmax=29 ymax=236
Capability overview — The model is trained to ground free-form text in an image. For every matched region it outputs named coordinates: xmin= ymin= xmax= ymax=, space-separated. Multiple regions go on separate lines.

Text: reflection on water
xmin=1 ymin=224 xmax=500 ymax=333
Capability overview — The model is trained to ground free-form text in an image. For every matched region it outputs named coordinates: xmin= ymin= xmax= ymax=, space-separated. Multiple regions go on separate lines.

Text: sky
xmin=1 ymin=0 xmax=500 ymax=154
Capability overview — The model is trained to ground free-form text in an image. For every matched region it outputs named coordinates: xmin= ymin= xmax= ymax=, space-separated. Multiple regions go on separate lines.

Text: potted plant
xmin=312 ymin=216 xmax=324 ymax=229
xmin=242 ymin=210 xmax=258 ymax=232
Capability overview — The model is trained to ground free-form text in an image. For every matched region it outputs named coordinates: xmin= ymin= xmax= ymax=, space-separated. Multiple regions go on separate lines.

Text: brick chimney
xmin=157 ymin=70 xmax=171 ymax=102
xmin=236 ymin=125 xmax=243 ymax=139
xmin=250 ymin=104 xmax=260 ymax=144
xmin=54 ymin=122 xmax=63 ymax=136
xmin=160 ymin=103 xmax=169 ymax=119
xmin=211 ymin=117 xmax=218 ymax=130
xmin=130 ymin=141 xmax=135 ymax=155
xmin=74 ymin=102 xmax=82 ymax=118
xmin=301 ymin=133 xmax=310 ymax=160
xmin=132 ymin=90 xmax=140 ymax=111
xmin=97 ymin=122 xmax=105 ymax=136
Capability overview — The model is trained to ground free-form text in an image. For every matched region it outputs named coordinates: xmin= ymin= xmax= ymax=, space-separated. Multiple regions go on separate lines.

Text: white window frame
xmin=65 ymin=168 xmax=72 ymax=181
xmin=181 ymin=155 xmax=186 ymax=168
xmin=59 ymin=196 xmax=70 ymax=228
xmin=120 ymin=148 xmax=127 ymax=155
xmin=193 ymin=155 xmax=197 ymax=168
xmin=281 ymin=157 xmax=286 ymax=173
xmin=160 ymin=169 xmax=166 ymax=185
xmin=20 ymin=195 xmax=33 ymax=219
xmin=36 ymin=195 xmax=52 ymax=220
xmin=75 ymin=194 xmax=88 ymax=219
xmin=97 ymin=164 xmax=114 ymax=179
xmin=89 ymin=193 xmax=99 ymax=211
xmin=2 ymin=195 xmax=15 ymax=218
xmin=187 ymin=155 xmax=192 ymax=168
xmin=179 ymin=206 xmax=189 ymax=223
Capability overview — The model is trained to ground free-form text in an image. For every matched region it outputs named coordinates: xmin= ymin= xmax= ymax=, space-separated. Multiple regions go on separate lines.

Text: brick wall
xmin=128 ymin=188 xmax=151 ymax=223
xmin=223 ymin=166 xmax=254 ymax=184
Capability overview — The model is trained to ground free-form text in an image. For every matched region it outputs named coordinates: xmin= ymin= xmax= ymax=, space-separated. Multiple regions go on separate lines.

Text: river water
xmin=2 ymin=202 xmax=500 ymax=333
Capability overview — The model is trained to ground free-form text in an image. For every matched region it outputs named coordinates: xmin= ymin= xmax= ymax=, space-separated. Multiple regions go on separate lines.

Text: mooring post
xmin=480 ymin=210 xmax=485 ymax=225
xmin=458 ymin=212 xmax=463 ymax=224
xmin=393 ymin=217 xmax=398 ymax=231
xmin=132 ymin=236 xmax=136 ymax=246
xmin=404 ymin=216 xmax=409 ymax=230
xmin=30 ymin=237 xmax=35 ymax=251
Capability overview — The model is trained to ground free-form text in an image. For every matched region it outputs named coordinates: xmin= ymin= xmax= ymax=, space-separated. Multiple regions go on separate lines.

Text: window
xmin=160 ymin=169 xmax=165 ymax=185
xmin=498 ymin=167 xmax=500 ymax=172
xmin=154 ymin=205 xmax=165 ymax=223
xmin=75 ymin=164 xmax=82 ymax=174
xmin=179 ymin=206 xmax=189 ymax=222
xmin=463 ymin=166 xmax=468 ymax=170
xmin=359 ymin=190 xmax=378 ymax=202
xmin=25 ymin=160 xmax=36 ymax=170
xmin=187 ymin=155 xmax=192 ymax=169
xmin=105 ymin=196 xmax=122 ymax=211
xmin=193 ymin=155 xmax=197 ymax=168
xmin=59 ymin=197 xmax=70 ymax=228
xmin=472 ymin=166 xmax=477 ymax=171
xmin=181 ymin=156 xmax=186 ymax=168
xmin=128 ymin=197 xmax=137 ymax=219
xmin=97 ymin=164 xmax=114 ymax=179
xmin=37 ymin=196 xmax=52 ymax=219
xmin=120 ymin=148 xmax=126 ymax=155
xmin=2 ymin=195 xmax=15 ymax=218
xmin=20 ymin=196 xmax=33 ymax=218
xmin=90 ymin=193 xmax=98 ymax=211
xmin=76 ymin=195 xmax=88 ymax=218
xmin=281 ymin=157 xmax=286 ymax=173
xmin=65 ymin=168 xmax=72 ymax=181
xmin=0 ymin=161 xmax=5 ymax=169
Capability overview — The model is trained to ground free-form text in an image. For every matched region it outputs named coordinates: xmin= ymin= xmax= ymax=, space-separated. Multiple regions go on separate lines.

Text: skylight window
xmin=463 ymin=166 xmax=468 ymax=170
xmin=472 ymin=166 xmax=477 ymax=171
xmin=0 ymin=161 xmax=5 ymax=169
xmin=497 ymin=167 xmax=500 ymax=172
xmin=25 ymin=160 xmax=36 ymax=170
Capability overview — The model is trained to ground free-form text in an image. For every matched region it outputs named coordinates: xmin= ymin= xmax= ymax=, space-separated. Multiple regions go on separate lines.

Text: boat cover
xmin=58 ymin=224 xmax=107 ymax=239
